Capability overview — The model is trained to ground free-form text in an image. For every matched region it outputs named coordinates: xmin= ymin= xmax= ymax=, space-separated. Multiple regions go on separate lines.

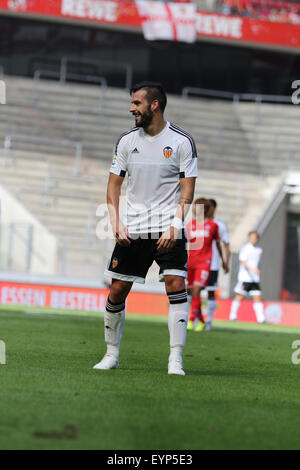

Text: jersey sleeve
xmin=178 ymin=138 xmax=198 ymax=178
xmin=110 ymin=134 xmax=128 ymax=177
xmin=219 ymin=221 xmax=230 ymax=243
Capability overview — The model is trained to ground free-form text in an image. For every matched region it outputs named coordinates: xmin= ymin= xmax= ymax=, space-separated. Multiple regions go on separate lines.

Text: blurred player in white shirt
xmin=229 ymin=231 xmax=265 ymax=323
xmin=204 ymin=199 xmax=230 ymax=331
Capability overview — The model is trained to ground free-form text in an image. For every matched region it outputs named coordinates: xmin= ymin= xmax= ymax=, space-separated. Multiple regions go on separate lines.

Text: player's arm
xmin=241 ymin=260 xmax=260 ymax=275
xmin=223 ymin=242 xmax=231 ymax=272
xmin=107 ymin=173 xmax=130 ymax=246
xmin=107 ymin=135 xmax=130 ymax=246
xmin=216 ymin=241 xmax=228 ymax=273
xmin=219 ymin=222 xmax=230 ymax=272
xmin=214 ymin=225 xmax=228 ymax=273
xmin=156 ymin=177 xmax=196 ymax=253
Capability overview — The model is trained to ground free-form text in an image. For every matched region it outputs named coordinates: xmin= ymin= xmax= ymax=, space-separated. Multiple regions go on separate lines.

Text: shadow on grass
xmin=33 ymin=424 xmax=78 ymax=440
xmin=100 ymin=366 xmax=270 ymax=380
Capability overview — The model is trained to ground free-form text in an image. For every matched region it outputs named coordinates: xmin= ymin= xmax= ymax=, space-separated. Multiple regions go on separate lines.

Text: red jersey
xmin=186 ymin=218 xmax=220 ymax=269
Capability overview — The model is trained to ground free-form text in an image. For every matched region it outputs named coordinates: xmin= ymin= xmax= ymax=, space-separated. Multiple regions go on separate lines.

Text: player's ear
xmin=151 ymin=99 xmax=159 ymax=112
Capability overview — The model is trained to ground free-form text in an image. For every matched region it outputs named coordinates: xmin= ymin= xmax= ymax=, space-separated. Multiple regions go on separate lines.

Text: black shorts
xmin=234 ymin=281 xmax=261 ymax=296
xmin=105 ymin=232 xmax=187 ymax=284
xmin=206 ymin=270 xmax=219 ymax=292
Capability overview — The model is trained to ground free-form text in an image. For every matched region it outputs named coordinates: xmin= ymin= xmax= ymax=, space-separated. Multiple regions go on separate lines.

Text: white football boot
xmin=93 ymin=354 xmax=119 ymax=370
xmin=168 ymin=354 xmax=185 ymax=376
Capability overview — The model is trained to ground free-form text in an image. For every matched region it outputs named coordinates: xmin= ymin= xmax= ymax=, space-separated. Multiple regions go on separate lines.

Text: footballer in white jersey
xmin=93 ymin=81 xmax=197 ymax=375
xmin=204 ymin=199 xmax=230 ymax=331
xmin=229 ymin=231 xmax=265 ymax=323
xmin=108 ymin=120 xmax=198 ymax=236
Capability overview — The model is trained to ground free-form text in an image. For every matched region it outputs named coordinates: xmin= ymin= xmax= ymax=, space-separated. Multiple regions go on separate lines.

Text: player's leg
xmin=164 ymin=275 xmax=188 ymax=376
xmin=205 ymin=271 xmax=218 ymax=330
xmin=94 ymin=237 xmax=152 ymax=370
xmin=190 ymin=267 xmax=209 ymax=330
xmin=229 ymin=294 xmax=243 ymax=321
xmin=192 ymin=285 xmax=206 ymax=331
xmin=252 ymin=291 xmax=265 ymax=324
xmin=186 ymin=271 xmax=195 ymax=330
xmin=190 ymin=284 xmax=202 ymax=323
xmin=93 ymin=279 xmax=132 ymax=370
xmin=230 ymin=281 xmax=246 ymax=320
xmin=155 ymin=233 xmax=189 ymax=375
xmin=205 ymin=291 xmax=215 ymax=331
xmin=229 ymin=286 xmax=244 ymax=321
xmin=186 ymin=291 xmax=193 ymax=330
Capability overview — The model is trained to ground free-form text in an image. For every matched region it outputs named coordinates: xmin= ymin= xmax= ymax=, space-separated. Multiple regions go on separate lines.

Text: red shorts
xmin=187 ymin=266 xmax=210 ymax=288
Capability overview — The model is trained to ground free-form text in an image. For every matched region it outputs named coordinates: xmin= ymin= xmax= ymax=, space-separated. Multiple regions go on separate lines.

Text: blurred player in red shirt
xmin=185 ymin=198 xmax=225 ymax=331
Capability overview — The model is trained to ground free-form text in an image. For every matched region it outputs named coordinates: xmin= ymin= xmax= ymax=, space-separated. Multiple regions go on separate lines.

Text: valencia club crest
xmin=163 ymin=146 xmax=173 ymax=159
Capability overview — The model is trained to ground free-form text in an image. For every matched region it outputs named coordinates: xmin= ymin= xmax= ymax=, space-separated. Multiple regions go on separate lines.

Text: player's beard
xmin=133 ymin=105 xmax=154 ymax=129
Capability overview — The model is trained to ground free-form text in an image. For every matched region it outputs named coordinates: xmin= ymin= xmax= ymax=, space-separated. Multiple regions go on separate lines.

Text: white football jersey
xmin=210 ymin=217 xmax=230 ymax=271
xmin=110 ymin=121 xmax=198 ymax=234
xmin=238 ymin=242 xmax=262 ymax=283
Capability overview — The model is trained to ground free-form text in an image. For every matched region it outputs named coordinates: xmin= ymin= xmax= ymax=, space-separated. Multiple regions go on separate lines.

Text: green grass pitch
xmin=1 ymin=306 xmax=300 ymax=450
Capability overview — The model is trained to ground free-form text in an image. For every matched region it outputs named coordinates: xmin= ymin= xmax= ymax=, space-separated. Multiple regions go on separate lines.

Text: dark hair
xmin=130 ymin=81 xmax=167 ymax=112
xmin=209 ymin=199 xmax=217 ymax=208
xmin=194 ymin=198 xmax=211 ymax=217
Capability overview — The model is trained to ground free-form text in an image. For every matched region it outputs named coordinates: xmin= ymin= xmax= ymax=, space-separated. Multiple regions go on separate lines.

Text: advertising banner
xmin=0 ymin=281 xmax=169 ymax=316
xmin=0 ymin=0 xmax=300 ymax=49
xmin=1 ymin=280 xmax=300 ymax=327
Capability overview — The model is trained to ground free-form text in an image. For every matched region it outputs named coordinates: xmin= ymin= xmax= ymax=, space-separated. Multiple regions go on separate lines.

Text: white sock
xmin=104 ymin=298 xmax=126 ymax=359
xmin=207 ymin=299 xmax=216 ymax=324
xmin=167 ymin=292 xmax=188 ymax=361
xmin=253 ymin=301 xmax=265 ymax=323
xmin=230 ymin=299 xmax=240 ymax=320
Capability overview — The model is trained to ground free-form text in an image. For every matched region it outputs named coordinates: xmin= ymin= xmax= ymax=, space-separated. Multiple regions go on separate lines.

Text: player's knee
xmin=208 ymin=291 xmax=215 ymax=300
xmin=192 ymin=286 xmax=202 ymax=297
xmin=165 ymin=275 xmax=185 ymax=293
xmin=109 ymin=280 xmax=131 ymax=303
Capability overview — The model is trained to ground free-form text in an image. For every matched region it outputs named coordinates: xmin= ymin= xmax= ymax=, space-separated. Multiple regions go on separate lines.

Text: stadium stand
xmin=202 ymin=0 xmax=300 ymax=23
xmin=1 ymin=74 xmax=296 ymax=288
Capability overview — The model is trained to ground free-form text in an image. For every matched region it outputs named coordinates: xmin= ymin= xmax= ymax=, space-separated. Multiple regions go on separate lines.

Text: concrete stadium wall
xmin=0 ymin=185 xmax=57 ymax=275
xmin=259 ymin=195 xmax=287 ymax=301
xmin=229 ymin=194 xmax=287 ymax=301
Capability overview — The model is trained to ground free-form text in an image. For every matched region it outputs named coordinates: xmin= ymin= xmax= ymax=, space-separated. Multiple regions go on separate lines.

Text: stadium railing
xmin=70 ymin=104 xmax=106 ymax=139
xmin=31 ymin=56 xmax=132 ymax=91
xmin=59 ymin=56 xmax=133 ymax=91
xmin=32 ymin=70 xmax=108 ymax=138
xmin=16 ymin=187 xmax=97 ymax=240
xmin=57 ymin=234 xmax=112 ymax=278
xmin=181 ymin=86 xmax=292 ymax=124
xmin=33 ymin=69 xmax=107 ymax=102
xmin=0 ymin=222 xmax=34 ymax=273
xmin=1 ymin=101 xmax=43 ymax=135
xmin=3 ymin=134 xmax=83 ymax=176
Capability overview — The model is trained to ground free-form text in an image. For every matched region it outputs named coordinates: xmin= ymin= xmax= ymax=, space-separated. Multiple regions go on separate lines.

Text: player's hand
xmin=222 ymin=261 xmax=229 ymax=274
xmin=114 ymin=220 xmax=131 ymax=247
xmin=251 ymin=267 xmax=260 ymax=275
xmin=156 ymin=227 xmax=179 ymax=253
